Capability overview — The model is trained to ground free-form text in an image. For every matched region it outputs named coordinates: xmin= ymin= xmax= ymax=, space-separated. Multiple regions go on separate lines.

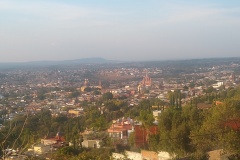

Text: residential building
xmin=82 ymin=140 xmax=101 ymax=148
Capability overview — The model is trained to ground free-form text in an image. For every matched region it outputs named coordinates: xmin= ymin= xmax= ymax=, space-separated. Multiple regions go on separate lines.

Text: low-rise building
xmin=33 ymin=144 xmax=51 ymax=154
xmin=107 ymin=118 xmax=134 ymax=143
xmin=82 ymin=140 xmax=101 ymax=148
xmin=68 ymin=109 xmax=82 ymax=117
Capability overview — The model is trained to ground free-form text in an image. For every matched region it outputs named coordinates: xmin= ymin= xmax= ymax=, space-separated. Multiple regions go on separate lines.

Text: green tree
xmin=158 ymin=106 xmax=204 ymax=158
xmin=84 ymin=87 xmax=92 ymax=92
xmin=69 ymin=90 xmax=80 ymax=98
xmin=102 ymin=92 xmax=113 ymax=100
xmin=190 ymin=97 xmax=240 ymax=158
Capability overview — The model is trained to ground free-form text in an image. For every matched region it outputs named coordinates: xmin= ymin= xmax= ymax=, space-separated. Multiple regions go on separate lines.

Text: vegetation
xmin=51 ymin=147 xmax=113 ymax=160
xmin=121 ymin=86 xmax=240 ymax=159
xmin=146 ymin=86 xmax=240 ymax=159
xmin=2 ymin=85 xmax=240 ymax=159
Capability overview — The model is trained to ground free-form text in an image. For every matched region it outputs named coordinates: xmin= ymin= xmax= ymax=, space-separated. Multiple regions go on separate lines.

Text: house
xmin=108 ymin=118 xmax=158 ymax=147
xmin=41 ymin=132 xmax=65 ymax=147
xmin=41 ymin=138 xmax=58 ymax=145
xmin=33 ymin=144 xmax=51 ymax=154
xmin=153 ymin=110 xmax=161 ymax=120
xmin=68 ymin=109 xmax=82 ymax=117
xmin=82 ymin=140 xmax=101 ymax=148
xmin=197 ymin=103 xmax=212 ymax=110
xmin=107 ymin=117 xmax=134 ymax=143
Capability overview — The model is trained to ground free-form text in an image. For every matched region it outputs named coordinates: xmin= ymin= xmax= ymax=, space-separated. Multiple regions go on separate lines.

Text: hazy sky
xmin=1 ymin=0 xmax=240 ymax=62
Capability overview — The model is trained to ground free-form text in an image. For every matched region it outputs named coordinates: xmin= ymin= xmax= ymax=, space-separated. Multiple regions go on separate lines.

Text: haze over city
xmin=1 ymin=0 xmax=240 ymax=62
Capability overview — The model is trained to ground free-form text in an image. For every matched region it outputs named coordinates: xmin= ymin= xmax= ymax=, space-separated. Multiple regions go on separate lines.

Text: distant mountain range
xmin=0 ymin=57 xmax=121 ymax=68
xmin=23 ymin=57 xmax=117 ymax=65
xmin=1 ymin=57 xmax=240 ymax=70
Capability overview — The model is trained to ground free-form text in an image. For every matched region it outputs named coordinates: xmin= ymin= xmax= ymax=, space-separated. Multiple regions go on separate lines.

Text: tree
xmin=157 ymin=106 xmax=204 ymax=158
xmin=138 ymin=110 xmax=154 ymax=148
xmin=92 ymin=116 xmax=108 ymax=131
xmin=102 ymin=92 xmax=113 ymax=101
xmin=69 ymin=90 xmax=80 ymax=98
xmin=191 ymin=98 xmax=240 ymax=158
xmin=183 ymin=85 xmax=189 ymax=91
xmin=0 ymin=114 xmax=29 ymax=158
xmin=37 ymin=88 xmax=47 ymax=100
xmin=138 ymin=111 xmax=154 ymax=129
xmin=93 ymin=90 xmax=101 ymax=95
xmin=168 ymin=91 xmax=175 ymax=107
xmin=138 ymin=99 xmax=151 ymax=112
xmin=84 ymin=87 xmax=92 ymax=92
xmin=128 ymin=132 xmax=135 ymax=148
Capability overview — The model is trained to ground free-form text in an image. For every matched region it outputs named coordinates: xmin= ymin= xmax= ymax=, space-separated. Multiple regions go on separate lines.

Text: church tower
xmin=142 ymin=70 xmax=152 ymax=86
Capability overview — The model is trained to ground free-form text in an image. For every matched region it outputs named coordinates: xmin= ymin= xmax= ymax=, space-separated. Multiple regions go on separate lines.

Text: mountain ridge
xmin=0 ymin=57 xmax=121 ymax=66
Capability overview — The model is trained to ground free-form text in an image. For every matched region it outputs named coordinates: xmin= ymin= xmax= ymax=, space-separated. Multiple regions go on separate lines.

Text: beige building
xmin=33 ymin=144 xmax=51 ymax=154
xmin=153 ymin=110 xmax=161 ymax=121
xmin=68 ymin=109 xmax=81 ymax=117
xmin=82 ymin=140 xmax=101 ymax=148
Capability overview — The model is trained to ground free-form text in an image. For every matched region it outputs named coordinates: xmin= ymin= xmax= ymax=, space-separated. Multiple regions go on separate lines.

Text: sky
xmin=0 ymin=0 xmax=240 ymax=62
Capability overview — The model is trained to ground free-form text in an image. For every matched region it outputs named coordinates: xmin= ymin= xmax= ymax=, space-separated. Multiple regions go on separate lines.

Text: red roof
xmin=107 ymin=123 xmax=132 ymax=133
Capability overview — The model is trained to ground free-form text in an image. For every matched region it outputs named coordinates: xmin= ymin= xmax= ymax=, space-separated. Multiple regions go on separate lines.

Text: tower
xmin=142 ymin=70 xmax=152 ymax=86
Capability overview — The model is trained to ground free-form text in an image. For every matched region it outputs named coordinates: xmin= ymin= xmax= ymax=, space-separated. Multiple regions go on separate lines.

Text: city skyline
xmin=1 ymin=0 xmax=240 ymax=62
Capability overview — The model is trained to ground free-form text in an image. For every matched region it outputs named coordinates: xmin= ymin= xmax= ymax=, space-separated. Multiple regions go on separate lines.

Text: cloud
xmin=168 ymin=8 xmax=223 ymax=23
xmin=0 ymin=0 xmax=108 ymax=21
xmin=147 ymin=4 xmax=240 ymax=26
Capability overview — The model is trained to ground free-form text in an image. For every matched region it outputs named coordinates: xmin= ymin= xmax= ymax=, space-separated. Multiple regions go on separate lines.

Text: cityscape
xmin=1 ymin=0 xmax=240 ymax=160
xmin=0 ymin=58 xmax=240 ymax=159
